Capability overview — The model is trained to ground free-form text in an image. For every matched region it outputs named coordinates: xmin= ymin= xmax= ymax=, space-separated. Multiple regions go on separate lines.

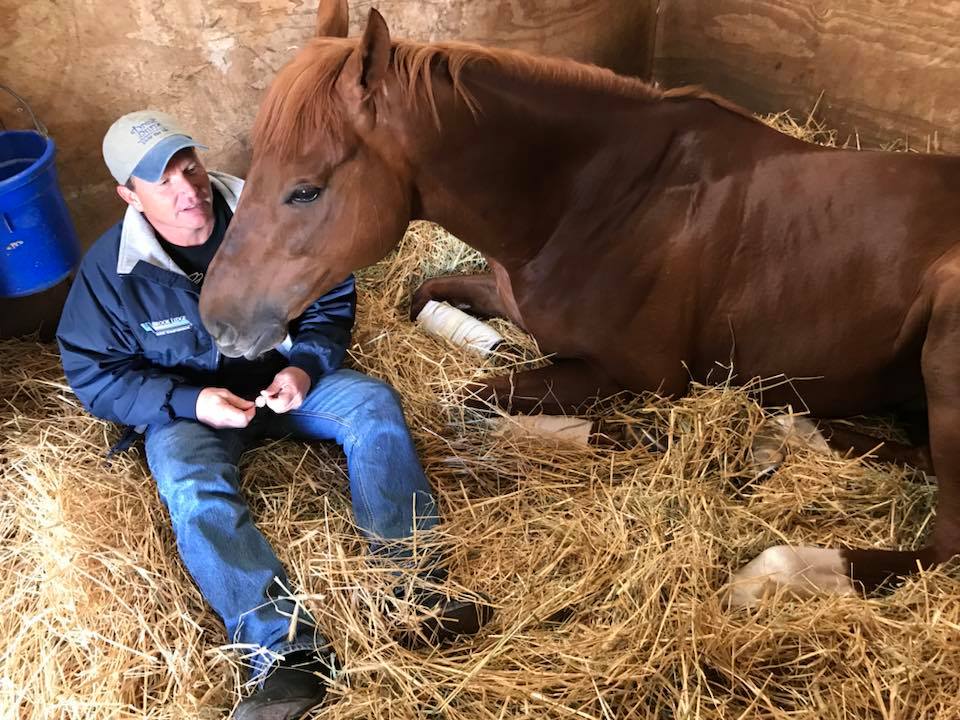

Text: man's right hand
xmin=196 ymin=387 xmax=256 ymax=429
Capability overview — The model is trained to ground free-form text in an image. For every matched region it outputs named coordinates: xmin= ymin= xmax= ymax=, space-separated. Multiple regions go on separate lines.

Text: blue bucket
xmin=0 ymin=128 xmax=81 ymax=298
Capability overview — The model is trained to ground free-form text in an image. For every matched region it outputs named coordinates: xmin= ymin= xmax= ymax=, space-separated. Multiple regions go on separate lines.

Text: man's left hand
xmin=258 ymin=367 xmax=311 ymax=414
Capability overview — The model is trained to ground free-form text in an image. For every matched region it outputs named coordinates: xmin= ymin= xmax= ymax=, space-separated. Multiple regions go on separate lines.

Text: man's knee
xmin=146 ymin=419 xmax=206 ymax=462
xmin=350 ymin=377 xmax=407 ymax=426
xmin=359 ymin=376 xmax=403 ymax=407
xmin=294 ymin=370 xmax=413 ymax=445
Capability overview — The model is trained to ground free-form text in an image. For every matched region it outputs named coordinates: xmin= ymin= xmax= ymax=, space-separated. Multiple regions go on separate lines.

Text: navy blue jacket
xmin=56 ymin=172 xmax=355 ymax=429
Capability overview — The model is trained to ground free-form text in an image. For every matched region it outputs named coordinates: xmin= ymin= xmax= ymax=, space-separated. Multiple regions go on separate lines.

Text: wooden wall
xmin=3 ymin=0 xmax=958 ymax=335
xmin=0 ymin=0 xmax=655 ymax=255
xmin=352 ymin=0 xmax=655 ymax=78
xmin=0 ymin=0 xmax=655 ymax=336
xmin=654 ymin=0 xmax=960 ymax=152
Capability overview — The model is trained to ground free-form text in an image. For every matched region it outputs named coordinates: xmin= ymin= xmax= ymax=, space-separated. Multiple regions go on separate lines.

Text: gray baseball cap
xmin=102 ymin=110 xmax=208 ymax=185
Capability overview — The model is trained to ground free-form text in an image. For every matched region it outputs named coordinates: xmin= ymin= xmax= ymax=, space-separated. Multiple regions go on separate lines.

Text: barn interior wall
xmin=0 ymin=0 xmax=656 ymax=254
xmin=655 ymin=0 xmax=960 ymax=152
xmin=2 ymin=0 xmax=957 ymax=334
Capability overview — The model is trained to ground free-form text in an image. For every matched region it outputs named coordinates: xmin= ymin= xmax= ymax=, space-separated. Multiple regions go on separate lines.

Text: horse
xmin=199 ymin=0 xmax=960 ymax=607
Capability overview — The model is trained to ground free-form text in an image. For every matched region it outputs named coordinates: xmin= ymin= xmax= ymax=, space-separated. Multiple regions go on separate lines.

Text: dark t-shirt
xmin=159 ymin=188 xmax=286 ymax=398
xmin=158 ymin=188 xmax=232 ymax=285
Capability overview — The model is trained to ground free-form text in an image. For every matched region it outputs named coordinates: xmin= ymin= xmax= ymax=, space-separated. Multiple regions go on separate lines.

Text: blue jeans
xmin=144 ymin=369 xmax=439 ymax=677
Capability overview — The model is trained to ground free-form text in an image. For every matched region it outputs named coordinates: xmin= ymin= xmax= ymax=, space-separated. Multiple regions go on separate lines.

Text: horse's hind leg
xmin=467 ymin=358 xmax=622 ymax=414
xmin=728 ymin=277 xmax=960 ymax=607
xmin=749 ymin=415 xmax=932 ymax=484
xmin=819 ymin=422 xmax=932 ymax=473
xmin=410 ymin=273 xmax=508 ymax=321
xmin=843 ymin=292 xmax=960 ymax=587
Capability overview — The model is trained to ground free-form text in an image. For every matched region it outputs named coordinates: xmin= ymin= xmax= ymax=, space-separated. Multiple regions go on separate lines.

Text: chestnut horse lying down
xmin=200 ymin=0 xmax=960 ymax=607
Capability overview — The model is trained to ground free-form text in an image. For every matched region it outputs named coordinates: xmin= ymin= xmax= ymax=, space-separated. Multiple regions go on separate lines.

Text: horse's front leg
xmin=466 ymin=358 xmax=623 ymax=415
xmin=410 ymin=273 xmax=508 ymax=321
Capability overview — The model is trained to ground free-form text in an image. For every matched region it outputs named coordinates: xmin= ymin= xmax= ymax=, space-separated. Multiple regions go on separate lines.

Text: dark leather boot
xmin=397 ymin=591 xmax=495 ymax=649
xmin=232 ymin=649 xmax=336 ymax=720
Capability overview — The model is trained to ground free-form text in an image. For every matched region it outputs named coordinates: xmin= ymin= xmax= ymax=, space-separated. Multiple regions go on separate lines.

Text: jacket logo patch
xmin=140 ymin=315 xmax=192 ymax=336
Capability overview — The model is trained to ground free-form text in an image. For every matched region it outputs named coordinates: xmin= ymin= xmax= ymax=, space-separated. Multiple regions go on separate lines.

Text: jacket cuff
xmin=288 ymin=351 xmax=325 ymax=389
xmin=169 ymin=385 xmax=203 ymax=420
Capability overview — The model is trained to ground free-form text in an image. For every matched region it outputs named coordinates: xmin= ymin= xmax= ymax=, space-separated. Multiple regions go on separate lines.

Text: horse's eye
xmin=288 ymin=185 xmax=323 ymax=204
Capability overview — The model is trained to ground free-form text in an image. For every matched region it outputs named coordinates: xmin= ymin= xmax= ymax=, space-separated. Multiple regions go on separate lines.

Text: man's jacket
xmin=56 ymin=171 xmax=355 ymax=428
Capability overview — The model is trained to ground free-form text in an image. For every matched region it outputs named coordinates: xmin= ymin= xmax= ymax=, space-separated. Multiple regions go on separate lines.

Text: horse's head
xmin=201 ymin=1 xmax=411 ymax=359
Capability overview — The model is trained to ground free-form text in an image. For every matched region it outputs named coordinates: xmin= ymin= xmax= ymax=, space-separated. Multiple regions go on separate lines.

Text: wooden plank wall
xmin=0 ymin=0 xmax=656 ymax=256
xmin=352 ymin=1 xmax=656 ymax=78
xmin=0 ymin=0 xmax=655 ymax=337
xmin=654 ymin=1 xmax=960 ymax=152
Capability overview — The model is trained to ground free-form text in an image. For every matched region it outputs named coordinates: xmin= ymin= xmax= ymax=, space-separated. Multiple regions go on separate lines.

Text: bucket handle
xmin=0 ymin=85 xmax=48 ymax=136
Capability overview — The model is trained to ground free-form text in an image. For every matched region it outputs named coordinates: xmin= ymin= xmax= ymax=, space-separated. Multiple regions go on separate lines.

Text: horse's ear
xmin=316 ymin=0 xmax=349 ymax=38
xmin=356 ymin=9 xmax=391 ymax=94
xmin=339 ymin=9 xmax=392 ymax=122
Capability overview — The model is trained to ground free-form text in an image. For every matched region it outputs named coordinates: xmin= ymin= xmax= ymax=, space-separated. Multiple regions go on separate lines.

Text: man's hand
xmin=257 ymin=367 xmax=311 ymax=414
xmin=196 ymin=387 xmax=256 ymax=429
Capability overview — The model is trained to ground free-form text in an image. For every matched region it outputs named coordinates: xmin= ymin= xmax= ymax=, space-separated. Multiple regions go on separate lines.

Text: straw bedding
xmin=1 ymin=115 xmax=958 ymax=719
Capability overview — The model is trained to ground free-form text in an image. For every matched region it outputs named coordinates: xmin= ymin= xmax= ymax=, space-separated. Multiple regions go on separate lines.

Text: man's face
xmin=118 ymin=148 xmax=214 ymax=236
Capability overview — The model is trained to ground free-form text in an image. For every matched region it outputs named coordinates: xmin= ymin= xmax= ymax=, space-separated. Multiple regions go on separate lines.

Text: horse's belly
xmin=703 ymin=321 xmax=925 ymax=415
xmin=748 ymin=367 xmax=924 ymax=416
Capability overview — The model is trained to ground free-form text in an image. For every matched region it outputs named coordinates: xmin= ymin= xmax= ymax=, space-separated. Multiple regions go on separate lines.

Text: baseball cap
xmin=102 ymin=110 xmax=209 ymax=185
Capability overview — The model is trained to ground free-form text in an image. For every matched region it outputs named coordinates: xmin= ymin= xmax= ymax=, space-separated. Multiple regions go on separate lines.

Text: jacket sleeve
xmin=56 ymin=261 xmax=203 ymax=427
xmin=286 ymin=274 xmax=356 ymax=386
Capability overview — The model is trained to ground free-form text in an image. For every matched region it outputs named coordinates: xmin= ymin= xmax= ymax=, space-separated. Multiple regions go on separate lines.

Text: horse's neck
xmin=400 ymin=63 xmax=682 ymax=271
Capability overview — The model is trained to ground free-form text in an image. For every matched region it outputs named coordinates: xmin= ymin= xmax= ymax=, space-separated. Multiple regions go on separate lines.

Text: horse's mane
xmin=252 ymin=36 xmax=752 ymax=161
xmin=252 ymin=38 xmax=355 ymax=160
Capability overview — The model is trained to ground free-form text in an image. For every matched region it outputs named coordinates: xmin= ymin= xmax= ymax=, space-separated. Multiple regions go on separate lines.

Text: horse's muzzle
xmin=207 ymin=318 xmax=287 ymax=360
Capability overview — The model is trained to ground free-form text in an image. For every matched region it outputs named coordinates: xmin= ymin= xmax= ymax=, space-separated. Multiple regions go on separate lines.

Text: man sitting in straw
xmin=55 ymin=110 xmax=493 ymax=719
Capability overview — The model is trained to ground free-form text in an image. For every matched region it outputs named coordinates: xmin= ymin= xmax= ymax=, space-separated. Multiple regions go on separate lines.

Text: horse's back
xmin=540 ymin=104 xmax=960 ymax=409
xmin=691 ymin=142 xmax=960 ymax=411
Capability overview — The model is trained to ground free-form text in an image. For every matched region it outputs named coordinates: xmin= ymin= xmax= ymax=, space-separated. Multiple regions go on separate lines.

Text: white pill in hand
xmin=255 ymin=395 xmax=267 ymax=408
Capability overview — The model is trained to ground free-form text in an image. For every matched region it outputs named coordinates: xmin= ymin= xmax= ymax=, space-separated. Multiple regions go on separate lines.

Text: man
xmin=56 ymin=110 xmax=492 ymax=719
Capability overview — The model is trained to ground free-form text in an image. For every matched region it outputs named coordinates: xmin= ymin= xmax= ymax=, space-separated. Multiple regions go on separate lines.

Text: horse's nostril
xmin=209 ymin=320 xmax=238 ymax=347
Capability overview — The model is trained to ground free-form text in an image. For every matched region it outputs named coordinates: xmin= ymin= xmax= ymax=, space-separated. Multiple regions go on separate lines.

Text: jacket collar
xmin=116 ymin=171 xmax=244 ymax=276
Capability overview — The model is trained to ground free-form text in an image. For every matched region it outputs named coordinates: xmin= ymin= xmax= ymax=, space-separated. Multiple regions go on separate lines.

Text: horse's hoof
xmin=725 ymin=545 xmax=856 ymax=609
